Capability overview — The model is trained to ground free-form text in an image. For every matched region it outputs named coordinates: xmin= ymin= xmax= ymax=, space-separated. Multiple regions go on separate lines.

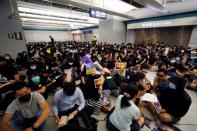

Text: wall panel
xmin=134 ymin=26 xmax=193 ymax=47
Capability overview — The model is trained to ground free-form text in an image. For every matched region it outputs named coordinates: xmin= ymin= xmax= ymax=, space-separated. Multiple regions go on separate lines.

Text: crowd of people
xmin=0 ymin=40 xmax=196 ymax=131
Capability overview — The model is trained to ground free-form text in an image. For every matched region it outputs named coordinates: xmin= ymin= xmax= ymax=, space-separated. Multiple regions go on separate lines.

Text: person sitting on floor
xmin=0 ymin=81 xmax=51 ymax=131
xmin=106 ymin=83 xmax=144 ymax=131
xmin=158 ymin=76 xmax=192 ymax=123
xmin=52 ymin=81 xmax=95 ymax=129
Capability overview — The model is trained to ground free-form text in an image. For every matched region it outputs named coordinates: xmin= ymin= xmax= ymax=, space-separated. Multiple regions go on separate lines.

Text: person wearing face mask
xmin=0 ymin=57 xmax=20 ymax=111
xmin=28 ymin=73 xmax=48 ymax=99
xmin=52 ymin=82 xmax=95 ymax=130
xmin=4 ymin=54 xmax=15 ymax=66
xmin=0 ymin=81 xmax=51 ymax=131
xmin=0 ymin=57 xmax=20 ymax=85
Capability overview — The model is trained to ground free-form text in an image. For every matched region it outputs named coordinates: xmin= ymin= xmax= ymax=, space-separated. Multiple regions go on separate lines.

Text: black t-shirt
xmin=51 ymin=37 xmax=54 ymax=45
xmin=159 ymin=90 xmax=191 ymax=118
xmin=0 ymin=64 xmax=17 ymax=81
xmin=28 ymin=76 xmax=47 ymax=92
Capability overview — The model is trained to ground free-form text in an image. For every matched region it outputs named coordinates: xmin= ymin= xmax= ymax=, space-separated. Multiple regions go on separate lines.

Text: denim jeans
xmin=9 ymin=113 xmax=45 ymax=131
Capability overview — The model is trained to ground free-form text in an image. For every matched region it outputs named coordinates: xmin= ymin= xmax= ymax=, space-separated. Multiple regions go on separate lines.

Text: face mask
xmin=18 ymin=93 xmax=31 ymax=103
xmin=30 ymin=65 xmax=36 ymax=70
xmin=169 ymin=82 xmax=176 ymax=89
xmin=5 ymin=56 xmax=10 ymax=60
xmin=69 ymin=62 xmax=73 ymax=66
xmin=31 ymin=76 xmax=40 ymax=84
xmin=170 ymin=60 xmax=176 ymax=64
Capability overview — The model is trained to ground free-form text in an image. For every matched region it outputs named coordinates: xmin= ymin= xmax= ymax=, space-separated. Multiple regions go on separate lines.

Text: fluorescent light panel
xmin=18 ymin=7 xmax=99 ymax=24
xmin=21 ymin=18 xmax=96 ymax=26
xmin=19 ymin=13 xmax=98 ymax=24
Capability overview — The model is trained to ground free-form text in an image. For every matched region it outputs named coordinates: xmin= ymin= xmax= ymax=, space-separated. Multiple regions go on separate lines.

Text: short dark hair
xmin=63 ymin=82 xmax=76 ymax=96
xmin=132 ymin=72 xmax=145 ymax=82
xmin=158 ymin=68 xmax=168 ymax=75
xmin=14 ymin=81 xmax=28 ymax=93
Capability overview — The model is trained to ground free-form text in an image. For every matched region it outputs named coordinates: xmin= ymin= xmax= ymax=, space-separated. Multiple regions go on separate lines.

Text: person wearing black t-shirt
xmin=49 ymin=35 xmax=54 ymax=46
xmin=0 ymin=57 xmax=19 ymax=86
xmin=158 ymin=76 xmax=191 ymax=123
xmin=0 ymin=57 xmax=20 ymax=110
xmin=28 ymin=72 xmax=48 ymax=99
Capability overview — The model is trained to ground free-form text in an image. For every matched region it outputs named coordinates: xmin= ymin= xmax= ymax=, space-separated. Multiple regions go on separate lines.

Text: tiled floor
xmin=43 ymin=72 xmax=197 ymax=131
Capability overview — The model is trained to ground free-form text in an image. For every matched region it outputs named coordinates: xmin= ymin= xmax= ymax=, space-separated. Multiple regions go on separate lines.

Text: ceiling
xmin=17 ymin=0 xmax=99 ymax=30
xmin=16 ymin=0 xmax=197 ymax=30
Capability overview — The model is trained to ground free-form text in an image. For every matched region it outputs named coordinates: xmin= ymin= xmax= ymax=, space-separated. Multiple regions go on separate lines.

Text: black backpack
xmin=103 ymin=73 xmax=117 ymax=90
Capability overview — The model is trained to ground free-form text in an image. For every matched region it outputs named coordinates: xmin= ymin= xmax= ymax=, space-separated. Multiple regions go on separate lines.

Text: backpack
xmin=103 ymin=73 xmax=117 ymax=90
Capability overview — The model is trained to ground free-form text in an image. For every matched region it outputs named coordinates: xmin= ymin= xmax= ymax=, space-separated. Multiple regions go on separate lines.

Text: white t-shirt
xmin=109 ymin=95 xmax=140 ymax=131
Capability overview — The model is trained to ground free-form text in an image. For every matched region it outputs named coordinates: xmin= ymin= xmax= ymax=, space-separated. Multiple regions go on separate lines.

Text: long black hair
xmin=120 ymin=83 xmax=138 ymax=109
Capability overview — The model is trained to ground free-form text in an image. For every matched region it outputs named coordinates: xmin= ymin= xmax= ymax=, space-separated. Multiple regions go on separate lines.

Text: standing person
xmin=92 ymin=36 xmax=97 ymax=45
xmin=0 ymin=81 xmax=51 ymax=131
xmin=49 ymin=36 xmax=54 ymax=46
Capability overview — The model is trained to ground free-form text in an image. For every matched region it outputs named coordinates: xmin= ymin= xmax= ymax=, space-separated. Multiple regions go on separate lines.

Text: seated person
xmin=91 ymin=56 xmax=111 ymax=74
xmin=0 ymin=56 xmax=20 ymax=86
xmin=185 ymin=70 xmax=197 ymax=91
xmin=28 ymin=72 xmax=48 ymax=99
xmin=85 ymin=74 xmax=110 ymax=113
xmin=0 ymin=81 xmax=51 ymax=131
xmin=153 ymin=68 xmax=169 ymax=93
xmin=52 ymin=82 xmax=93 ymax=129
xmin=3 ymin=54 xmax=16 ymax=67
xmin=0 ymin=56 xmax=20 ymax=110
xmin=158 ymin=76 xmax=192 ymax=123
xmin=106 ymin=83 xmax=144 ymax=131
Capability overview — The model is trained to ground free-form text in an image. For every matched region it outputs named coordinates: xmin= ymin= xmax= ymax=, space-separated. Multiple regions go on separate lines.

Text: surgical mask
xmin=170 ymin=60 xmax=176 ymax=64
xmin=69 ymin=62 xmax=73 ymax=66
xmin=5 ymin=56 xmax=11 ymax=60
xmin=30 ymin=65 xmax=36 ymax=70
xmin=31 ymin=76 xmax=40 ymax=84
xmin=169 ymin=82 xmax=176 ymax=89
xmin=18 ymin=93 xmax=31 ymax=103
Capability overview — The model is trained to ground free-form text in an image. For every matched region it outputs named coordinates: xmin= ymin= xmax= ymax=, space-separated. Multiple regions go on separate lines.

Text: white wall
xmin=126 ymin=29 xmax=134 ymax=44
xmin=83 ymin=28 xmax=99 ymax=42
xmin=24 ymin=30 xmax=73 ymax=42
xmin=189 ymin=26 xmax=197 ymax=48
xmin=99 ymin=15 xmax=126 ymax=44
xmin=92 ymin=28 xmax=99 ymax=40
xmin=0 ymin=0 xmax=26 ymax=58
